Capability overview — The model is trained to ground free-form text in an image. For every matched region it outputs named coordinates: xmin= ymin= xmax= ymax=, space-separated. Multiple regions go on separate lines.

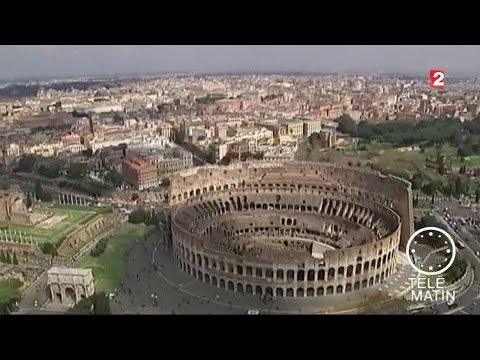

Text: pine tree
xmin=5 ymin=252 xmax=11 ymax=264
xmin=12 ymin=252 xmax=18 ymax=265
xmin=26 ymin=192 xmax=33 ymax=208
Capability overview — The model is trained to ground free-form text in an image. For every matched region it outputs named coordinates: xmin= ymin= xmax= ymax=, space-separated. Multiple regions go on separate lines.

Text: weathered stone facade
xmin=47 ymin=267 xmax=95 ymax=307
xmin=167 ymin=161 xmax=413 ymax=298
xmin=0 ymin=186 xmax=32 ymax=225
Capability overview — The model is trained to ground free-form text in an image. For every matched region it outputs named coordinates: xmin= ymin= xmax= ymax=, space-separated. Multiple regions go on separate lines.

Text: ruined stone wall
xmin=0 ymin=241 xmax=48 ymax=267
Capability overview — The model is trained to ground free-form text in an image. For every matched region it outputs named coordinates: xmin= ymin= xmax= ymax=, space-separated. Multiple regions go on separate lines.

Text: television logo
xmin=430 ymin=69 xmax=445 ymax=90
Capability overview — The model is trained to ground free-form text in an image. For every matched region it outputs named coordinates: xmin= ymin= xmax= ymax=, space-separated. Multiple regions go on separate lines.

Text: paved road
xmin=430 ymin=209 xmax=480 ymax=314
xmin=15 ymin=271 xmax=49 ymax=314
xmin=109 ymin=232 xmax=416 ymax=315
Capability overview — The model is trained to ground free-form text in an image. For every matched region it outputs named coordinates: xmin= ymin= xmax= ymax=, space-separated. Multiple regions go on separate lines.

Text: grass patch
xmin=0 ymin=279 xmax=22 ymax=305
xmin=0 ymin=204 xmax=106 ymax=245
xmin=77 ymin=224 xmax=149 ymax=293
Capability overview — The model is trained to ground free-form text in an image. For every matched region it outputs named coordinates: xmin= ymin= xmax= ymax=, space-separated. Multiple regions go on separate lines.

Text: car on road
xmin=33 ymin=300 xmax=38 ymax=308
xmin=475 ymin=251 xmax=480 ymax=257
xmin=247 ymin=309 xmax=260 ymax=315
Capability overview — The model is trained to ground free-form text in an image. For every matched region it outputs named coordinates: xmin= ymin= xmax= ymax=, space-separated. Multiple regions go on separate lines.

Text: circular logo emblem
xmin=406 ymin=227 xmax=456 ymax=276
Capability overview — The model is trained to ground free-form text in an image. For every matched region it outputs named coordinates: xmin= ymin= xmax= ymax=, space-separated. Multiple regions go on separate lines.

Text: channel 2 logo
xmin=430 ymin=69 xmax=445 ymax=90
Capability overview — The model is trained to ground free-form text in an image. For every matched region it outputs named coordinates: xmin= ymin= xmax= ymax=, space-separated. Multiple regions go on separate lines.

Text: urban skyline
xmin=2 ymin=45 xmax=480 ymax=80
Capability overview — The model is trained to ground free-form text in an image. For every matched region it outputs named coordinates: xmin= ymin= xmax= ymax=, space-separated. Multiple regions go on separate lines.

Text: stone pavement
xmin=110 ymin=234 xmax=415 ymax=315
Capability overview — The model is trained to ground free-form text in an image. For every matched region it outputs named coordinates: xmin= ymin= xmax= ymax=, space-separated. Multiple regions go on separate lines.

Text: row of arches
xmin=180 ymin=262 xmax=392 ymax=297
xmin=171 ymin=178 xmax=396 ymax=211
xmin=175 ymin=243 xmax=397 ymax=283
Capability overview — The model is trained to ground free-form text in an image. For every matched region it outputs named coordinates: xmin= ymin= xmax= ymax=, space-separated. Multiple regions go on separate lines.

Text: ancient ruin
xmin=47 ymin=267 xmax=95 ymax=307
xmin=0 ymin=186 xmax=32 ymax=225
xmin=167 ymin=161 xmax=414 ymax=298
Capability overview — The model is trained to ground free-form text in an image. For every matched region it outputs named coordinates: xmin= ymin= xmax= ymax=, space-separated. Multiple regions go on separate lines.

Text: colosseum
xmin=166 ymin=161 xmax=413 ymax=299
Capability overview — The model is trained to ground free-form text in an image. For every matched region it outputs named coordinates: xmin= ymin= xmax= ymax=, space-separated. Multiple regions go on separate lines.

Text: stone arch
xmin=286 ymin=288 xmax=294 ymax=297
xmin=336 ymin=285 xmax=343 ymax=294
xmin=277 ymin=269 xmax=284 ymax=280
xmin=307 ymin=269 xmax=315 ymax=281
xmin=307 ymin=287 xmax=315 ymax=297
xmin=345 ymin=283 xmax=352 ymax=292
xmin=212 ymin=276 xmax=218 ymax=286
xmin=297 ymin=270 xmax=305 ymax=281
xmin=362 ymin=279 xmax=368 ymax=288
xmin=375 ymin=274 xmax=380 ymax=283
xmin=237 ymin=283 xmax=244 ymax=293
xmin=369 ymin=277 xmax=374 ymax=286
xmin=363 ymin=261 xmax=370 ymax=272
xmin=205 ymin=274 xmax=210 ymax=284
xmin=328 ymin=267 xmax=335 ymax=280
xmin=64 ymin=287 xmax=75 ymax=303
xmin=354 ymin=281 xmax=360 ymax=291
xmin=266 ymin=287 xmax=273 ymax=297
xmin=318 ymin=269 xmax=325 ymax=281
xmin=317 ymin=287 xmax=324 ymax=296
xmin=346 ymin=265 xmax=353 ymax=277
xmin=237 ymin=265 xmax=243 ymax=275
xmin=276 ymin=288 xmax=284 ymax=297
xmin=227 ymin=281 xmax=234 ymax=291
xmin=326 ymin=286 xmax=334 ymax=295
xmin=355 ymin=263 xmax=362 ymax=275
xmin=266 ymin=269 xmax=273 ymax=279
xmin=338 ymin=266 xmax=345 ymax=277
xmin=246 ymin=284 xmax=253 ymax=294
xmin=296 ymin=288 xmax=305 ymax=297
xmin=255 ymin=286 xmax=263 ymax=296
xmin=220 ymin=279 xmax=225 ymax=289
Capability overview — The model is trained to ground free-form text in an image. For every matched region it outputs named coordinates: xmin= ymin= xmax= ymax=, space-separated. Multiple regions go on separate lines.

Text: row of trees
xmin=0 ymin=250 xmax=18 ymax=265
xmin=90 ymin=238 xmax=109 ymax=257
xmin=219 ymin=151 xmax=263 ymax=165
xmin=0 ymin=279 xmax=22 ymax=315
xmin=338 ymin=114 xmax=480 ymax=154
xmin=128 ymin=208 xmax=165 ymax=228
xmin=67 ymin=292 xmax=111 ymax=315
xmin=57 ymin=178 xmax=112 ymax=198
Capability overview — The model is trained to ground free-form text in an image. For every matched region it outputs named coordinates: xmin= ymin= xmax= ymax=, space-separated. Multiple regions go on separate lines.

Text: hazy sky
xmin=1 ymin=45 xmax=480 ymax=79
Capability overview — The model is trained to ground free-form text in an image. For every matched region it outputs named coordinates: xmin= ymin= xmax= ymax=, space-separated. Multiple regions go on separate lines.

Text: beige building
xmin=302 ymin=119 xmax=323 ymax=137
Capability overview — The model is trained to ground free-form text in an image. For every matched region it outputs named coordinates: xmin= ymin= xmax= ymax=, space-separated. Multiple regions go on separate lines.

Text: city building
xmin=122 ymin=156 xmax=159 ymax=190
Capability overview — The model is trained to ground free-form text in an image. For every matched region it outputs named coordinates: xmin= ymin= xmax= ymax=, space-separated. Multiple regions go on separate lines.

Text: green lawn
xmin=0 ymin=205 xmax=102 ymax=245
xmin=0 ymin=279 xmax=22 ymax=305
xmin=78 ymin=224 xmax=149 ymax=293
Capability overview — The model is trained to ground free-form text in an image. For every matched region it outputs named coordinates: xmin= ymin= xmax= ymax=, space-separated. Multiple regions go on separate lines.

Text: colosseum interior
xmin=167 ymin=162 xmax=414 ymax=299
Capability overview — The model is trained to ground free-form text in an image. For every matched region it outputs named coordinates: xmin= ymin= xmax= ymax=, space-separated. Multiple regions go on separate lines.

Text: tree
xmin=162 ymin=178 xmax=170 ymax=187
xmin=128 ymin=209 xmax=147 ymax=224
xmin=40 ymin=242 xmax=57 ymax=256
xmin=12 ymin=252 xmax=18 ymax=265
xmin=336 ymin=115 xmax=357 ymax=135
xmin=0 ymin=250 xmax=6 ymax=263
xmin=105 ymin=169 xmax=123 ymax=188
xmin=17 ymin=155 xmax=37 ymax=173
xmin=26 ymin=193 xmax=32 ymax=208
xmin=93 ymin=292 xmax=111 ymax=315
xmin=34 ymin=180 xmax=51 ymax=202
xmin=67 ymin=162 xmax=87 ymax=179
xmin=475 ymin=187 xmax=480 ymax=203
xmin=5 ymin=252 xmax=11 ymax=264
